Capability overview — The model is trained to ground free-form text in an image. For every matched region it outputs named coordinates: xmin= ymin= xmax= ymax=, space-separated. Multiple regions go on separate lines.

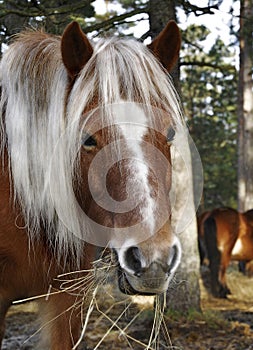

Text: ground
xmin=2 ymin=265 xmax=253 ymax=350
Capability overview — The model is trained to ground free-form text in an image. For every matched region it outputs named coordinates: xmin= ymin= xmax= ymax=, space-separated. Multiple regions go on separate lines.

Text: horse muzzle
xmin=118 ymin=262 xmax=171 ymax=295
xmin=116 ymin=240 xmax=181 ymax=295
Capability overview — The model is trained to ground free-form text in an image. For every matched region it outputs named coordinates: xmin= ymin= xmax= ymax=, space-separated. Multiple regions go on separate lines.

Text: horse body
xmin=0 ymin=21 xmax=183 ymax=348
xmin=231 ymin=209 xmax=253 ymax=261
xmin=0 ymin=168 xmax=93 ymax=349
xmin=198 ymin=207 xmax=253 ymax=298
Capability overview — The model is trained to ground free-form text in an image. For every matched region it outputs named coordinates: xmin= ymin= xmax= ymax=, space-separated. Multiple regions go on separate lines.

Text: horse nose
xmin=124 ymin=246 xmax=143 ymax=276
xmin=168 ymin=241 xmax=181 ymax=274
xmin=124 ymin=240 xmax=181 ymax=276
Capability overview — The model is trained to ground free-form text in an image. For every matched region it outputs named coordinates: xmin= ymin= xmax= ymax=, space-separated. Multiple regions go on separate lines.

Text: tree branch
xmin=83 ymin=6 xmax=148 ymax=34
xmin=180 ymin=60 xmax=235 ymax=73
xmin=178 ymin=0 xmax=221 ymax=16
xmin=0 ymin=0 xmax=94 ymax=19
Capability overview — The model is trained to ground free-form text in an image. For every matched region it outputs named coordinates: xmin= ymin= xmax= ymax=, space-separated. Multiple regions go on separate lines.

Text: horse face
xmin=76 ymin=104 xmax=181 ymax=295
xmin=61 ymin=21 xmax=182 ymax=295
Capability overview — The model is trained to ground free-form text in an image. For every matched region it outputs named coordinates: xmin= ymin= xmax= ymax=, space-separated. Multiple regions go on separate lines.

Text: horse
xmin=198 ymin=207 xmax=253 ymax=298
xmin=197 ymin=210 xmax=211 ymax=265
xmin=0 ymin=21 xmax=184 ymax=349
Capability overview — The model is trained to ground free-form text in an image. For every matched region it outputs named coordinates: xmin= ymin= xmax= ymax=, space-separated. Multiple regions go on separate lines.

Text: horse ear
xmin=148 ymin=21 xmax=181 ymax=72
xmin=61 ymin=22 xmax=93 ymax=78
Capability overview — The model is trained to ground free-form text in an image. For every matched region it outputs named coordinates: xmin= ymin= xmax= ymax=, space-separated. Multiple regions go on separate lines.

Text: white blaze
xmin=113 ymin=103 xmax=156 ymax=234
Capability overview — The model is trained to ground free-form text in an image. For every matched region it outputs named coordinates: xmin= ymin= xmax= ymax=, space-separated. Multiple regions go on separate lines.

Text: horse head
xmin=59 ymin=21 xmax=182 ymax=295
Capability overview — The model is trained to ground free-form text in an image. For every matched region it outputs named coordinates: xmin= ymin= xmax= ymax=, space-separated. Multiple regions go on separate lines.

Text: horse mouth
xmin=117 ymin=266 xmax=157 ymax=296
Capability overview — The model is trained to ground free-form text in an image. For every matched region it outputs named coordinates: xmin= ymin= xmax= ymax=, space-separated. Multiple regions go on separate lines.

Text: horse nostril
xmin=168 ymin=243 xmax=181 ymax=273
xmin=124 ymin=246 xmax=142 ymax=276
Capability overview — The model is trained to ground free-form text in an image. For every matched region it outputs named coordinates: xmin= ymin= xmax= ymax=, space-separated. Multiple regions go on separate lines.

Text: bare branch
xmin=178 ymin=0 xmax=221 ymax=16
xmin=180 ymin=60 xmax=235 ymax=73
xmin=83 ymin=7 xmax=148 ymax=34
xmin=0 ymin=0 xmax=94 ymax=19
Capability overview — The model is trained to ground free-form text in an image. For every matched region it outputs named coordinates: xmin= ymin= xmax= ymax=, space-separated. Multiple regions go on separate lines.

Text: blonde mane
xmin=0 ymin=30 xmax=184 ymax=263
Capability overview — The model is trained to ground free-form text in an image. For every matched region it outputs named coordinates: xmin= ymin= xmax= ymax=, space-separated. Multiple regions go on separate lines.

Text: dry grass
xmin=4 ymin=262 xmax=253 ymax=350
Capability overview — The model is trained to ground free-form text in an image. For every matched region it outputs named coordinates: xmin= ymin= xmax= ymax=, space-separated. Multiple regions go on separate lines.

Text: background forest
xmin=1 ymin=3 xmax=253 ymax=349
xmin=0 ymin=0 xmax=243 ymax=212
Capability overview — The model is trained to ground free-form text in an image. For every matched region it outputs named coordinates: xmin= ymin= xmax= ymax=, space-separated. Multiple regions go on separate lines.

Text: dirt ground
xmin=2 ymin=265 xmax=253 ymax=350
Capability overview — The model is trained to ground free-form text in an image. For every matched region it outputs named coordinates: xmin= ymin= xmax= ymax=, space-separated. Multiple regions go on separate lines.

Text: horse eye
xmin=167 ymin=127 xmax=175 ymax=143
xmin=82 ymin=133 xmax=97 ymax=148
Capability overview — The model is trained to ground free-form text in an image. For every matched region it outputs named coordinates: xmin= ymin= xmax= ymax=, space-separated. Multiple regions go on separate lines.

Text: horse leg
xmin=39 ymin=293 xmax=84 ymax=350
xmin=238 ymin=261 xmax=246 ymax=274
xmin=0 ymin=293 xmax=12 ymax=348
xmin=218 ymin=253 xmax=231 ymax=297
xmin=204 ymin=216 xmax=223 ymax=297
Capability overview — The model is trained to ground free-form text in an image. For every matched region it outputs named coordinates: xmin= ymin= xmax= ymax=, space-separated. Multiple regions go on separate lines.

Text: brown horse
xmin=198 ymin=207 xmax=253 ymax=298
xmin=0 ymin=21 xmax=184 ymax=348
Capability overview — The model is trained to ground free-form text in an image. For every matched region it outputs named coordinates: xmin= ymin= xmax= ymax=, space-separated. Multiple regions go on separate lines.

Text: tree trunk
xmin=238 ymin=0 xmax=253 ymax=212
xmin=168 ymin=132 xmax=202 ymax=313
xmin=149 ymin=0 xmax=201 ymax=313
xmin=149 ymin=0 xmax=180 ymax=92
